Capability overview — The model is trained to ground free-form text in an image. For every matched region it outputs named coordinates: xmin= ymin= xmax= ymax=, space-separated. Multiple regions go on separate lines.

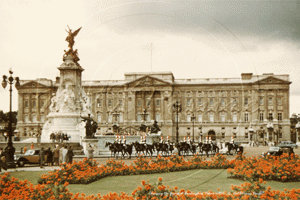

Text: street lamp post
xmin=2 ymin=69 xmax=20 ymax=166
xmin=191 ymin=113 xmax=196 ymax=142
xmin=172 ymin=101 xmax=181 ymax=143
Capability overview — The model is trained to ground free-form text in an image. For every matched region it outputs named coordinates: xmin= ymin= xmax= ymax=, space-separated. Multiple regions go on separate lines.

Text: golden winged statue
xmin=65 ymin=26 xmax=82 ymax=50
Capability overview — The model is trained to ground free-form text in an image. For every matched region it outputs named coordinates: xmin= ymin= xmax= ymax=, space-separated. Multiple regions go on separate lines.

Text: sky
xmin=0 ymin=0 xmax=300 ymax=115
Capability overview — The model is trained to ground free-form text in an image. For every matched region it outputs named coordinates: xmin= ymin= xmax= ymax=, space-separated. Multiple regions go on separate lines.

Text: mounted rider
xmin=183 ymin=136 xmax=186 ymax=143
xmin=121 ymin=135 xmax=126 ymax=147
xmin=198 ymin=136 xmax=202 ymax=143
xmin=159 ymin=136 xmax=164 ymax=144
xmin=140 ymin=135 xmax=147 ymax=148
xmin=118 ymin=135 xmax=122 ymax=144
xmin=166 ymin=135 xmax=170 ymax=149
xmin=115 ymin=135 xmax=119 ymax=143
xmin=186 ymin=136 xmax=191 ymax=148
xmin=230 ymin=136 xmax=234 ymax=144
xmin=204 ymin=136 xmax=209 ymax=144
xmin=208 ymin=136 xmax=213 ymax=149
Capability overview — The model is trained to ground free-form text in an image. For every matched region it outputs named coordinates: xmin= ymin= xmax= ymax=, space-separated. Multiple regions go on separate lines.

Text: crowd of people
xmin=49 ymin=132 xmax=70 ymax=143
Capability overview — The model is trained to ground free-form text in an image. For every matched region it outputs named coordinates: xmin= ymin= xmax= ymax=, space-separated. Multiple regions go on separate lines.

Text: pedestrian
xmin=4 ymin=132 xmax=7 ymax=142
xmin=59 ymin=145 xmax=64 ymax=165
xmin=53 ymin=145 xmax=60 ymax=166
xmin=23 ymin=145 xmax=27 ymax=154
xmin=62 ymin=146 xmax=68 ymax=163
xmin=30 ymin=142 xmax=34 ymax=149
xmin=46 ymin=147 xmax=53 ymax=166
xmin=66 ymin=146 xmax=74 ymax=164
xmin=0 ymin=148 xmax=7 ymax=172
xmin=87 ymin=144 xmax=94 ymax=160
xmin=39 ymin=147 xmax=45 ymax=168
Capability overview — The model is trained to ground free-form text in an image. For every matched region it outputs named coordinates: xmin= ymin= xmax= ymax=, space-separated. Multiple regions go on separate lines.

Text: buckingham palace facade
xmin=16 ymin=71 xmax=291 ymax=143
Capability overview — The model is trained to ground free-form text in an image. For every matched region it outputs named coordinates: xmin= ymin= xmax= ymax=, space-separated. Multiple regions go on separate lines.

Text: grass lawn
xmin=9 ymin=169 xmax=300 ymax=196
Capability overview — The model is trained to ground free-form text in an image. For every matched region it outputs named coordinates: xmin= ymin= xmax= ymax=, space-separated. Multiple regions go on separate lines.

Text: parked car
xmin=261 ymin=146 xmax=283 ymax=157
xmin=14 ymin=149 xmax=47 ymax=167
xmin=277 ymin=141 xmax=298 ymax=149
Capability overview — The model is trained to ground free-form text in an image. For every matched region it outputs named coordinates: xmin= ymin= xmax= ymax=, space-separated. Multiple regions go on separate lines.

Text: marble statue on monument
xmin=41 ymin=26 xmax=92 ymax=143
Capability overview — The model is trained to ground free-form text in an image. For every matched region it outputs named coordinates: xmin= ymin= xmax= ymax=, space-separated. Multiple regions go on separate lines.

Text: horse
xmin=122 ymin=143 xmax=133 ymax=159
xmin=153 ymin=142 xmax=169 ymax=156
xmin=113 ymin=142 xmax=124 ymax=158
xmin=202 ymin=143 xmax=212 ymax=157
xmin=225 ymin=142 xmax=235 ymax=155
xmin=145 ymin=144 xmax=156 ymax=157
xmin=105 ymin=142 xmax=115 ymax=158
xmin=197 ymin=142 xmax=203 ymax=154
xmin=133 ymin=141 xmax=146 ymax=156
xmin=175 ymin=142 xmax=189 ymax=156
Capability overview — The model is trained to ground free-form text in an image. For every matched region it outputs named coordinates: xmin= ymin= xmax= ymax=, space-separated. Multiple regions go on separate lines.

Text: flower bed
xmin=38 ymin=154 xmax=234 ymax=185
xmin=227 ymin=154 xmax=300 ymax=182
xmin=2 ymin=173 xmax=300 ymax=200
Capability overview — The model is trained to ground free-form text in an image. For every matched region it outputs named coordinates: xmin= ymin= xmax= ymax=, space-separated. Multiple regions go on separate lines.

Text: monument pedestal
xmin=41 ymin=112 xmax=85 ymax=143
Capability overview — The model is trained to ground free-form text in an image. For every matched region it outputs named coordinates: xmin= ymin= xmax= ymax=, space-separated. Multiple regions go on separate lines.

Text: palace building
xmin=16 ymin=71 xmax=291 ymax=143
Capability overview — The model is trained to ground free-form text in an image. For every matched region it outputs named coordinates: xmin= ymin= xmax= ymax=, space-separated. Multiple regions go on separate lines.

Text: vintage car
xmin=261 ymin=146 xmax=283 ymax=157
xmin=14 ymin=149 xmax=47 ymax=167
xmin=262 ymin=146 xmax=295 ymax=157
xmin=277 ymin=141 xmax=298 ymax=149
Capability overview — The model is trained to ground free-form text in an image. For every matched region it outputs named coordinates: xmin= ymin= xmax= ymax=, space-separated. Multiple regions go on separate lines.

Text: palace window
xmin=97 ymin=99 xmax=101 ymax=107
xmin=244 ymin=113 xmax=249 ymax=122
xmin=137 ymin=99 xmax=141 ymax=107
xmin=32 ymin=115 xmax=37 ymax=122
xmin=40 ymin=100 xmax=45 ymax=108
xmin=23 ymin=115 xmax=28 ymax=123
xmin=245 ymin=132 xmax=248 ymax=139
xmin=187 ymin=99 xmax=191 ymax=106
xmin=137 ymin=114 xmax=141 ymax=122
xmin=119 ymin=114 xmax=123 ymax=122
xmin=156 ymin=113 xmax=161 ymax=122
xmin=232 ymin=98 xmax=237 ymax=106
xmin=146 ymin=115 xmax=151 ymax=122
xmin=156 ymin=99 xmax=160 ymax=106
xmin=268 ymin=113 xmax=273 ymax=121
xmin=147 ymin=99 xmax=151 ymax=107
xmin=108 ymin=114 xmax=112 ymax=123
xmin=268 ymin=97 xmax=273 ymax=105
xmin=187 ymin=114 xmax=191 ymax=122
xmin=259 ymin=113 xmax=264 ymax=121
xmin=232 ymin=114 xmax=237 ymax=122
xmin=97 ymin=114 xmax=102 ymax=122
xmin=32 ymin=100 xmax=36 ymax=108
xmin=259 ymin=97 xmax=264 ymax=105
xmin=108 ymin=99 xmax=112 ymax=107
xmin=221 ymin=98 xmax=225 ymax=106
xmin=221 ymin=113 xmax=225 ymax=122
xmin=244 ymin=98 xmax=248 ymax=106
xmin=278 ymin=113 xmax=282 ymax=121
xmin=198 ymin=114 xmax=202 ymax=122
xmin=24 ymin=100 xmax=29 ymax=108
xmin=209 ymin=113 xmax=214 ymax=122
xmin=222 ymin=132 xmax=225 ymax=138
xmin=278 ymin=97 xmax=282 ymax=105
xmin=40 ymin=115 xmax=44 ymax=123
xmin=209 ymin=98 xmax=214 ymax=106
xmin=198 ymin=98 xmax=202 ymax=106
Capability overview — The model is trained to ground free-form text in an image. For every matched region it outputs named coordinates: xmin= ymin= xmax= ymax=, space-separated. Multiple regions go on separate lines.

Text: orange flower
xmin=158 ymin=177 xmax=162 ymax=181
xmin=141 ymin=180 xmax=146 ymax=186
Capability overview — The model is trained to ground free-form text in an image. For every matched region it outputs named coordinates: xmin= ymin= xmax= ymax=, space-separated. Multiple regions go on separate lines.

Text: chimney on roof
xmin=56 ymin=77 xmax=60 ymax=84
xmin=241 ymin=73 xmax=253 ymax=80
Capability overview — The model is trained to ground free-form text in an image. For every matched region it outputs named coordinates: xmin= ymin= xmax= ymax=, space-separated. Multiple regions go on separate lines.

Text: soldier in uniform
xmin=159 ymin=136 xmax=164 ymax=144
xmin=121 ymin=135 xmax=126 ymax=147
xmin=230 ymin=136 xmax=234 ymax=144
xmin=187 ymin=136 xmax=191 ymax=148
xmin=115 ymin=135 xmax=119 ymax=143
xmin=166 ymin=135 xmax=170 ymax=149
xmin=209 ymin=136 xmax=213 ymax=149
xmin=205 ymin=136 xmax=208 ymax=144
xmin=183 ymin=136 xmax=187 ymax=143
